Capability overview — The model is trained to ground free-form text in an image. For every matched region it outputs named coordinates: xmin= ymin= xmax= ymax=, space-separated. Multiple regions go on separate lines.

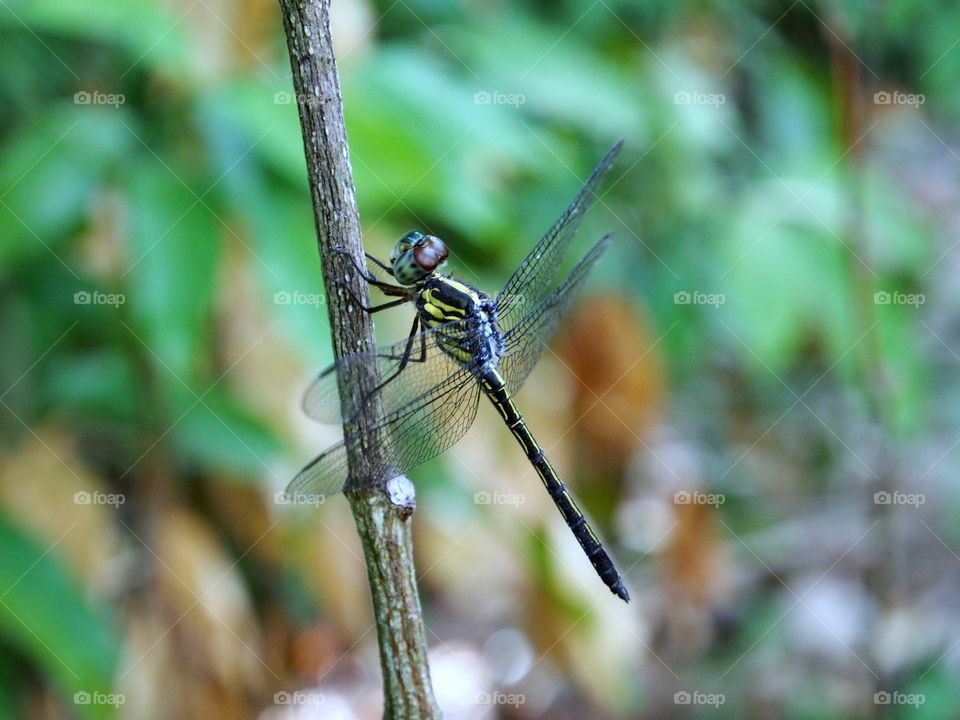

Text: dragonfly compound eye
xmin=390 ymin=230 xmax=424 ymax=265
xmin=413 ymin=236 xmax=448 ymax=272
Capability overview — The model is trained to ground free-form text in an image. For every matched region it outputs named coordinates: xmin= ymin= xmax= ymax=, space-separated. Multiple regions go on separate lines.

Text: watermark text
xmin=474 ymin=491 xmax=525 ymax=508
xmin=474 ymin=90 xmax=525 ymax=108
xmin=674 ymin=490 xmax=725 ymax=507
xmin=74 ymin=290 xmax=125 ymax=307
xmin=675 ymin=290 xmax=725 ymax=307
xmin=74 ymin=491 xmax=125 ymax=507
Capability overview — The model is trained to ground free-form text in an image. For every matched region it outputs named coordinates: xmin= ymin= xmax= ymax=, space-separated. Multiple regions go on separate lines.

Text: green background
xmin=0 ymin=0 xmax=956 ymax=718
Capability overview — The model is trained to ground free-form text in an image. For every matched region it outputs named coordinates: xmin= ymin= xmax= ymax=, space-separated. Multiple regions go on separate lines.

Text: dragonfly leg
xmin=378 ymin=321 xmax=428 ymax=364
xmin=365 ymin=252 xmax=396 ymax=277
xmin=359 ymin=296 xmax=408 ymax=315
xmin=357 ymin=315 xmax=426 ymax=412
xmin=329 ymin=277 xmax=409 ymax=314
xmin=330 ymin=245 xmax=403 ymax=291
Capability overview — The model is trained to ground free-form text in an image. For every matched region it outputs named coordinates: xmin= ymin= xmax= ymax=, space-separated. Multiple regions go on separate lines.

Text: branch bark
xmin=276 ymin=2 xmax=441 ymax=717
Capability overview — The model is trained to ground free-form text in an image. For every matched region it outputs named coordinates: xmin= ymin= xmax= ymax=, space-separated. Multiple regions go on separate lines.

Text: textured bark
xmin=276 ymin=1 xmax=441 ymax=717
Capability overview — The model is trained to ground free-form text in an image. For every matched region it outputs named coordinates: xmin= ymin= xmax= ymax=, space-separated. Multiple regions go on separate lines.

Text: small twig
xmin=276 ymin=1 xmax=441 ymax=716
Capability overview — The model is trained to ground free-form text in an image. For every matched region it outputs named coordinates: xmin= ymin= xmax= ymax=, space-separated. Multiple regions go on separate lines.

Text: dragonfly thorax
xmin=390 ymin=230 xmax=449 ymax=285
xmin=416 ymin=275 xmax=505 ymax=368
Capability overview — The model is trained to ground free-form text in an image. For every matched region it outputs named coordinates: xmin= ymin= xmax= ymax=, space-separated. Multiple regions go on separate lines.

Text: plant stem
xmin=275 ymin=1 xmax=441 ymax=716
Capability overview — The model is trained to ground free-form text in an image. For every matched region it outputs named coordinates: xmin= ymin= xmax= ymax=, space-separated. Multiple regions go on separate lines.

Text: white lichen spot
xmin=387 ymin=474 xmax=416 ymax=507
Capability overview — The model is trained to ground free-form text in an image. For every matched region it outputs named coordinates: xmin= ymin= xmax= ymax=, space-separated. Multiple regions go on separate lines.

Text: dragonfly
xmin=289 ymin=140 xmax=629 ymax=602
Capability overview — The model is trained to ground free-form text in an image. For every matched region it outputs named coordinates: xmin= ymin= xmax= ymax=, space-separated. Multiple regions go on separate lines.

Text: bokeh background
xmin=0 ymin=0 xmax=956 ymax=717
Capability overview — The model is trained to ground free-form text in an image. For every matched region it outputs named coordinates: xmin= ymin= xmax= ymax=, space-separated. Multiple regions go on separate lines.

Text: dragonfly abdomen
xmin=479 ymin=368 xmax=630 ymax=602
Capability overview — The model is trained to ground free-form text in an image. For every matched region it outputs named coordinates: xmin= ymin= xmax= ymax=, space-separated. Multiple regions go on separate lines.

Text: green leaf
xmin=0 ymin=104 xmax=132 ymax=273
xmin=874 ymin=294 xmax=928 ymax=436
xmin=0 ymin=514 xmax=120 ymax=720
xmin=343 ymin=46 xmax=549 ymax=238
xmin=863 ymin=161 xmax=934 ymax=276
xmin=122 ymin=155 xmax=220 ymax=382
xmin=751 ymin=53 xmax=838 ymax=178
xmin=722 ymin=178 xmax=856 ymax=374
xmin=343 ymin=48 xmax=495 ymax=225
xmin=243 ymin=186 xmax=332 ymax=366
xmin=43 ymin=349 xmax=138 ymax=423
xmin=193 ymin=91 xmax=331 ymax=366
xmin=457 ymin=15 xmax=646 ymax=138
xmin=171 ymin=385 xmax=283 ymax=479
xmin=122 ymin=153 xmax=281 ymax=477
xmin=2 ymin=0 xmax=192 ymax=77
xmin=197 ymin=80 xmax=306 ymax=191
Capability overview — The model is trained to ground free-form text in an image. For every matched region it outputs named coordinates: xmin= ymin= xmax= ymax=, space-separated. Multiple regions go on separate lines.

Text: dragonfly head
xmin=390 ymin=230 xmax=449 ymax=285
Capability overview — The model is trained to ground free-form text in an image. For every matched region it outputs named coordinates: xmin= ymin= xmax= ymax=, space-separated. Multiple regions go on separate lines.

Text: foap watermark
xmin=874 ymin=691 xmax=925 ymax=707
xmin=477 ymin=691 xmax=525 ymax=707
xmin=74 ymin=490 xmax=125 ymax=508
xmin=674 ymin=490 xmax=725 ymax=507
xmin=274 ymin=691 xmax=325 ymax=706
xmin=873 ymin=91 xmax=924 ymax=108
xmin=74 ymin=90 xmax=125 ymax=107
xmin=273 ymin=91 xmax=322 ymax=108
xmin=274 ymin=290 xmax=324 ymax=307
xmin=674 ymin=290 xmax=725 ymax=307
xmin=473 ymin=90 xmax=525 ymax=108
xmin=74 ymin=290 xmax=125 ymax=307
xmin=274 ymin=491 xmax=326 ymax=507
xmin=673 ymin=91 xmax=725 ymax=108
xmin=474 ymin=490 xmax=525 ymax=508
xmin=874 ymin=290 xmax=924 ymax=307
xmin=674 ymin=690 xmax=725 ymax=707
xmin=874 ymin=490 xmax=924 ymax=508
xmin=74 ymin=691 xmax=125 ymax=708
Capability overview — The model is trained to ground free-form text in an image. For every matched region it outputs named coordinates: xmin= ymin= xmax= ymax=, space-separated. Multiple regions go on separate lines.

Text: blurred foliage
xmin=1 ymin=0 xmax=959 ymax=718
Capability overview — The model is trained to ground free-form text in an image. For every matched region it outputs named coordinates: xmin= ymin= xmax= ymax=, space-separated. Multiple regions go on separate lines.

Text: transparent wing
xmin=496 ymin=140 xmax=622 ymax=333
xmin=287 ymin=362 xmax=482 ymax=497
xmin=499 ymin=233 xmax=612 ymax=391
xmin=291 ymin=233 xmax=612 ymax=498
xmin=302 ymin=318 xmax=473 ymax=424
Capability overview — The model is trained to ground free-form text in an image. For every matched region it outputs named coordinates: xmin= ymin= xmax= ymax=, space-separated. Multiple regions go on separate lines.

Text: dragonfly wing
xmin=499 ymin=232 xmax=611 ymax=391
xmin=289 ymin=361 xmax=483 ymax=497
xmin=387 ymin=365 xmax=482 ymax=472
xmin=302 ymin=318 xmax=473 ymax=424
xmin=286 ymin=438 xmax=351 ymax=498
xmin=495 ymin=140 xmax=621 ymax=334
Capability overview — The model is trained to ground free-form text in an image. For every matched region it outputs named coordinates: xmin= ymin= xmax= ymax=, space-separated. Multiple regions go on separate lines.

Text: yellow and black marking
xmin=479 ymin=367 xmax=629 ymax=602
xmin=417 ymin=277 xmax=482 ymax=326
xmin=417 ymin=276 xmax=488 ymax=364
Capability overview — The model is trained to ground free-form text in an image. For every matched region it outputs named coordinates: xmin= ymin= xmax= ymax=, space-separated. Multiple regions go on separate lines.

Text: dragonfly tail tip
xmin=613 ymin=581 xmax=630 ymax=603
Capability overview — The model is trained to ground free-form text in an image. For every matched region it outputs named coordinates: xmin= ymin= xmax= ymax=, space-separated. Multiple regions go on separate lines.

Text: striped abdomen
xmin=479 ymin=367 xmax=629 ymax=602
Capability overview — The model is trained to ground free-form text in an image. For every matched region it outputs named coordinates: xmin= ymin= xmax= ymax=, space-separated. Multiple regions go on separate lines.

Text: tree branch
xmin=276 ymin=1 xmax=441 ymax=717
